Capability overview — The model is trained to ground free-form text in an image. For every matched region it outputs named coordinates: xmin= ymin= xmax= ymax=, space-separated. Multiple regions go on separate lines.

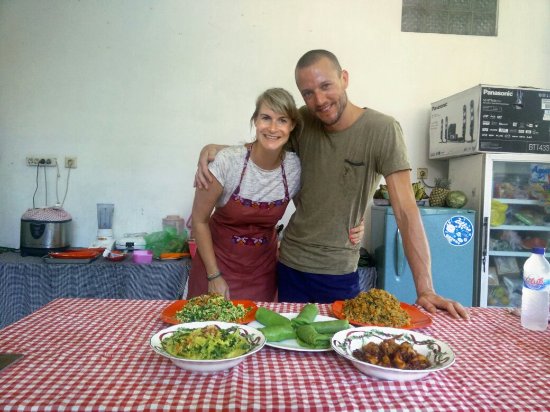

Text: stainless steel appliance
xmin=20 ymin=207 xmax=71 ymax=256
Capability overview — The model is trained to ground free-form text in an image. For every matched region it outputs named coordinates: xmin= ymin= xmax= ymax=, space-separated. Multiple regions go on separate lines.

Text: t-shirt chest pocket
xmin=340 ymin=158 xmax=367 ymax=189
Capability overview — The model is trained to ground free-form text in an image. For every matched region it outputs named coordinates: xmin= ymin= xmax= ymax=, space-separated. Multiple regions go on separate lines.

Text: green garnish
xmin=175 ymin=293 xmax=250 ymax=323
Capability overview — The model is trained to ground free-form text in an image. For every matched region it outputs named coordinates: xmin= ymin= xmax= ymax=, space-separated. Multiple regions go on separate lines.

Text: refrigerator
xmin=371 ymin=206 xmax=476 ymax=307
xmin=449 ymin=153 xmax=550 ymax=308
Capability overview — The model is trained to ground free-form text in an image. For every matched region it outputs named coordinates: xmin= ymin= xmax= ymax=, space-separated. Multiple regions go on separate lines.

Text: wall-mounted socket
xmin=65 ymin=157 xmax=77 ymax=168
xmin=26 ymin=157 xmax=57 ymax=167
xmin=417 ymin=168 xmax=428 ymax=179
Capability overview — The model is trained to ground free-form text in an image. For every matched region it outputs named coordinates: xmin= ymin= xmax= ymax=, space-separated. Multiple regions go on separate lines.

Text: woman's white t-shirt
xmin=208 ymin=145 xmax=301 ymax=208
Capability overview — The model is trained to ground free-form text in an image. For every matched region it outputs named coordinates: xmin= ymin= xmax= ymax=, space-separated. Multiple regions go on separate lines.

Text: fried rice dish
xmin=342 ymin=289 xmax=411 ymax=328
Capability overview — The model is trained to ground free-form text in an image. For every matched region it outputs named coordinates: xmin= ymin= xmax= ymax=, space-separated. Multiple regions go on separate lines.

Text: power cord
xmin=420 ymin=176 xmax=434 ymax=189
xmin=31 ymin=158 xmax=71 ymax=209
xmin=55 ymin=162 xmax=61 ymax=205
xmin=32 ymin=159 xmax=48 ymax=208
xmin=61 ymin=166 xmax=71 ymax=208
xmin=43 ymin=163 xmax=48 ymax=205
xmin=32 ymin=162 xmax=40 ymax=208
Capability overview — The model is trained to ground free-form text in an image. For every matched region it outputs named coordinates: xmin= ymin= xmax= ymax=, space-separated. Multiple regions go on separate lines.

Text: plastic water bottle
xmin=520 ymin=247 xmax=550 ymax=331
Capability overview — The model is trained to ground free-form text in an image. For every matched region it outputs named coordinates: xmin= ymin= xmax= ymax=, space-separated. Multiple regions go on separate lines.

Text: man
xmin=197 ymin=50 xmax=468 ymax=319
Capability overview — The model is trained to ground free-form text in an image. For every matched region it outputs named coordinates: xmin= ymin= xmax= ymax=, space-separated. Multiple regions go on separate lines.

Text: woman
xmin=187 ymin=88 xmax=303 ymax=301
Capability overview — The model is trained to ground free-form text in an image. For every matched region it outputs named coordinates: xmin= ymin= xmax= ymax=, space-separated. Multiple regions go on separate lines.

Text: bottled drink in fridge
xmin=520 ymin=248 xmax=550 ymax=331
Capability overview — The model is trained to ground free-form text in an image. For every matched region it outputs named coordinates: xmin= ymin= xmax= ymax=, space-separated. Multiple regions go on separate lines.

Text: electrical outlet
xmin=26 ymin=157 xmax=57 ymax=167
xmin=65 ymin=157 xmax=77 ymax=168
xmin=417 ymin=168 xmax=428 ymax=179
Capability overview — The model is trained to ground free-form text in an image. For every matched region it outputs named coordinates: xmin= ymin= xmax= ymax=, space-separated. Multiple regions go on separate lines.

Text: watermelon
xmin=445 ymin=191 xmax=467 ymax=208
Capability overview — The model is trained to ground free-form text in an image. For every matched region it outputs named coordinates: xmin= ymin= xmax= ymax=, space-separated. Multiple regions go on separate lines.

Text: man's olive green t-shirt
xmin=279 ymin=106 xmax=411 ymax=274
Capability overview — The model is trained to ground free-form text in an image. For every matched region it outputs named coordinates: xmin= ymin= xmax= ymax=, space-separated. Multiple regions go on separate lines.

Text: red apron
xmin=187 ymin=146 xmax=290 ymax=301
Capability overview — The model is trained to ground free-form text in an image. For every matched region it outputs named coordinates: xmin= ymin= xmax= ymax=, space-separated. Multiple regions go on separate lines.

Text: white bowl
xmin=150 ymin=321 xmax=265 ymax=373
xmin=331 ymin=326 xmax=455 ymax=381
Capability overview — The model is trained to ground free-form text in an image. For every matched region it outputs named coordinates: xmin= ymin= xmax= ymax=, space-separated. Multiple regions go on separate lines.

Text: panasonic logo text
xmin=483 ymin=89 xmax=514 ymax=97
xmin=432 ymin=103 xmax=447 ymax=111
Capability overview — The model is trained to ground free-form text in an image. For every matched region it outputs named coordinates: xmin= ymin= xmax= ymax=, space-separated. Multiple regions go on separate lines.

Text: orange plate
xmin=86 ymin=247 xmax=106 ymax=253
xmin=49 ymin=250 xmax=102 ymax=259
xmin=331 ymin=301 xmax=432 ymax=330
xmin=160 ymin=299 xmax=258 ymax=325
xmin=159 ymin=252 xmax=191 ymax=260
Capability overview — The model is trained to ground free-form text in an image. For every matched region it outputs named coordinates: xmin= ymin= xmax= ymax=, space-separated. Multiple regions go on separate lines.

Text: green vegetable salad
xmin=175 ymin=293 xmax=250 ymax=323
xmin=161 ymin=325 xmax=255 ymax=360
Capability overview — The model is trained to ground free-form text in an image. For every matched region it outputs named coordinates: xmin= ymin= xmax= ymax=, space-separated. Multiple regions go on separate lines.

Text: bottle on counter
xmin=162 ymin=215 xmax=186 ymax=236
xmin=520 ymin=247 xmax=550 ymax=331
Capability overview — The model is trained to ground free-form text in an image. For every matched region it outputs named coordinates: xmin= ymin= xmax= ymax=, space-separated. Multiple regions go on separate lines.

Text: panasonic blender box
xmin=429 ymin=85 xmax=550 ymax=159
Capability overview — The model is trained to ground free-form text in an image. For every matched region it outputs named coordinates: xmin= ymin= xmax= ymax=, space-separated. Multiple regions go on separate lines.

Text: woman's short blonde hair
xmin=250 ymin=88 xmax=303 ymax=141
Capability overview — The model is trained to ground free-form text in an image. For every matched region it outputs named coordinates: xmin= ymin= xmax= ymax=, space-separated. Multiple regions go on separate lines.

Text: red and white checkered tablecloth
xmin=0 ymin=298 xmax=548 ymax=411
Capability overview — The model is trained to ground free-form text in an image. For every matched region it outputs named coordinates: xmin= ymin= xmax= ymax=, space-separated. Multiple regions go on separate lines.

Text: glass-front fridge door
xmin=484 ymin=154 xmax=550 ymax=308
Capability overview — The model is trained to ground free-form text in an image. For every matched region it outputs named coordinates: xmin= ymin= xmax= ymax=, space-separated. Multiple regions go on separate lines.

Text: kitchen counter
xmin=0 ymin=250 xmax=376 ymax=330
xmin=0 ymin=252 xmax=190 ymax=328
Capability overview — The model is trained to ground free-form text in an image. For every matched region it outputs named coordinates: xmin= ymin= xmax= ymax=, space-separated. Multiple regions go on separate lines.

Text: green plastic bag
xmin=144 ymin=227 xmax=187 ymax=258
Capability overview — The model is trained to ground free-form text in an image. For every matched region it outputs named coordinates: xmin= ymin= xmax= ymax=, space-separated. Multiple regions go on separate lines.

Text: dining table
xmin=0 ymin=298 xmax=548 ymax=411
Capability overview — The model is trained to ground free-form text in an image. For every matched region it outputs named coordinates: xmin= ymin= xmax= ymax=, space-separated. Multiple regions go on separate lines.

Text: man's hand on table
xmin=416 ymin=291 xmax=470 ymax=320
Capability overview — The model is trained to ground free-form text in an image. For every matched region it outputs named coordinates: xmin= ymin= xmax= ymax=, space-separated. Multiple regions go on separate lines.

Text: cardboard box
xmin=429 ymin=85 xmax=550 ymax=159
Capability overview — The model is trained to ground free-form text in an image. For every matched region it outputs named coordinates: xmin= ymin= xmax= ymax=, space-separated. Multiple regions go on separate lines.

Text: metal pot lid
xmin=21 ymin=207 xmax=72 ymax=222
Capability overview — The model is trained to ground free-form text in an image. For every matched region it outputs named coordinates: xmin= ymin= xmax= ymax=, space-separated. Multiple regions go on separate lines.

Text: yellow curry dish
xmin=161 ymin=324 xmax=257 ymax=360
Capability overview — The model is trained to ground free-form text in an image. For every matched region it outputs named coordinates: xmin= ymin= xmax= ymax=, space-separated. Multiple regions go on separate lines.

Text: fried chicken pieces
xmin=352 ymin=338 xmax=431 ymax=370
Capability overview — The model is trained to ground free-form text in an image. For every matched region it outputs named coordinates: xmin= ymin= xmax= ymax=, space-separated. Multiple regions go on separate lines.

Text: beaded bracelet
xmin=207 ymin=271 xmax=222 ymax=281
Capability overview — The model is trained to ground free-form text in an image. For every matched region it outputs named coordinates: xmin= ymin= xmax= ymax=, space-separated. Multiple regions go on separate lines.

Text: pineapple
xmin=429 ymin=178 xmax=451 ymax=207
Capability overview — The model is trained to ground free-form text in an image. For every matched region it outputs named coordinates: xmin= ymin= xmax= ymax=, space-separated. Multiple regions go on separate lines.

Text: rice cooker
xmin=20 ymin=207 xmax=72 ymax=256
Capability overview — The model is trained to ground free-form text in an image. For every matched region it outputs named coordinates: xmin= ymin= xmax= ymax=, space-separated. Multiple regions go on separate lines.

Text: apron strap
xmin=232 ymin=145 xmax=253 ymax=197
xmin=233 ymin=144 xmax=290 ymax=203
